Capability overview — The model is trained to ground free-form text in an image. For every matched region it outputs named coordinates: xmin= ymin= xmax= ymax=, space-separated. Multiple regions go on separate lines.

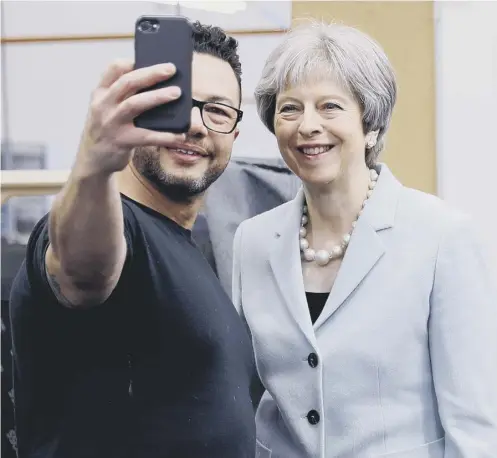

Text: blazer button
xmin=307 ymin=410 xmax=320 ymax=425
xmin=307 ymin=352 xmax=318 ymax=368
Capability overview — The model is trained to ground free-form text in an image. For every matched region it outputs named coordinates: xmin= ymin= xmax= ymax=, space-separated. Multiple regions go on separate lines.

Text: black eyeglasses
xmin=192 ymin=98 xmax=243 ymax=134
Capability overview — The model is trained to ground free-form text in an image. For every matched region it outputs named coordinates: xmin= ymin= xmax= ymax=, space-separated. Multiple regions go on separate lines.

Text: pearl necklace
xmin=299 ymin=168 xmax=378 ymax=266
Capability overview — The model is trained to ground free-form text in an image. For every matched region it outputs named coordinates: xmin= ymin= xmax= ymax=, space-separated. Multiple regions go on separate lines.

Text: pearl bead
xmin=303 ymin=248 xmax=315 ymax=262
xmin=315 ymin=250 xmax=331 ymax=266
xmin=299 ymin=169 xmax=378 ymax=266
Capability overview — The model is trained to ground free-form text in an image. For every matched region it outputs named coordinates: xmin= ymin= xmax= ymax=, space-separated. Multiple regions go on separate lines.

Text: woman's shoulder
xmin=377 ymin=164 xmax=468 ymax=229
xmin=238 ymin=200 xmax=295 ymax=235
xmin=398 ymin=185 xmax=472 ymax=232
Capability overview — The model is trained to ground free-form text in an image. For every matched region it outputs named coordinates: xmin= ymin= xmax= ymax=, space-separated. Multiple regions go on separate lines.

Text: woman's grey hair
xmin=254 ymin=20 xmax=397 ymax=167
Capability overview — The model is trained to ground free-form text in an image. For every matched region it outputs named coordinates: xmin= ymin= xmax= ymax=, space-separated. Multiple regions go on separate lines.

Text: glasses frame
xmin=192 ymin=98 xmax=243 ymax=134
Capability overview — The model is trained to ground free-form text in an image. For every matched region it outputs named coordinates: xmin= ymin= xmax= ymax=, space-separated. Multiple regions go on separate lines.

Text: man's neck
xmin=116 ymin=165 xmax=202 ymax=230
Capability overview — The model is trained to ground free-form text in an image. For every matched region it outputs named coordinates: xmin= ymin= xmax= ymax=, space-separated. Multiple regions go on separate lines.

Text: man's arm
xmin=45 ymin=172 xmax=126 ymax=307
xmin=45 ymin=59 xmax=185 ymax=308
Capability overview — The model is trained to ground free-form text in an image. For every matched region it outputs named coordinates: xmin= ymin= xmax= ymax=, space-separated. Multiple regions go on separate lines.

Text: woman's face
xmin=274 ymin=78 xmax=369 ymax=186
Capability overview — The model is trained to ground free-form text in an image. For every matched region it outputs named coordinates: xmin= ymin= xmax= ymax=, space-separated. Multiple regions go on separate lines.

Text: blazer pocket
xmin=256 ymin=439 xmax=272 ymax=458
xmin=372 ymin=437 xmax=444 ymax=457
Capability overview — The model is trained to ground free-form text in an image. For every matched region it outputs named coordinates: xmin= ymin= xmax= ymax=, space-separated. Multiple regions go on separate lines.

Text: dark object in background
xmin=193 ymin=157 xmax=300 ymax=408
xmin=194 ymin=157 xmax=300 ymax=295
xmin=1 ymin=157 xmax=299 ymax=456
xmin=2 ymin=239 xmax=25 ymax=458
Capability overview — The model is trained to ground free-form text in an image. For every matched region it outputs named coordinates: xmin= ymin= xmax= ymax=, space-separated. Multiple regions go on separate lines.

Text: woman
xmin=232 ymin=21 xmax=497 ymax=458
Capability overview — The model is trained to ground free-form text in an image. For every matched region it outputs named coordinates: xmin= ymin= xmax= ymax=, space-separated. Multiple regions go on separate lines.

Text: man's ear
xmin=233 ymin=128 xmax=240 ymax=140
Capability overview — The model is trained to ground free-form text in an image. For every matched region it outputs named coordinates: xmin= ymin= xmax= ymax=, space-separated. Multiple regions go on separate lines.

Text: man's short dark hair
xmin=190 ymin=21 xmax=242 ymax=102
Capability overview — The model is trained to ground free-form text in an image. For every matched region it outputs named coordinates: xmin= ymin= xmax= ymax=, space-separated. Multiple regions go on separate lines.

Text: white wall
xmin=434 ymin=0 xmax=497 ymax=266
xmin=1 ymin=1 xmax=288 ymax=169
xmin=3 ymin=1 xmax=496 ymax=263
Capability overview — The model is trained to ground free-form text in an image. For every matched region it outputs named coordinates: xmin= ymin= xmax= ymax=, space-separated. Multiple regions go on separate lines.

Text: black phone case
xmin=133 ymin=15 xmax=192 ymax=133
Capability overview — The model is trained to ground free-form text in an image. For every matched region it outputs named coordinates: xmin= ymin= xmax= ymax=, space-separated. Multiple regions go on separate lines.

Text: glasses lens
xmin=202 ymin=102 xmax=238 ymax=133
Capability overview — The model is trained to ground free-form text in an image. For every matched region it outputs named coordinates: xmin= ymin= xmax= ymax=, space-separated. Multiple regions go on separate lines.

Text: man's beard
xmin=132 ymin=146 xmax=226 ymax=203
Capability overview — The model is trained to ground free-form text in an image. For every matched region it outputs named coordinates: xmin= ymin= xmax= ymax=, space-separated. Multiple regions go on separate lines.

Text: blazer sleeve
xmin=231 ymin=222 xmax=244 ymax=317
xmin=232 ymin=222 xmax=266 ymax=408
xmin=429 ymin=214 xmax=497 ymax=457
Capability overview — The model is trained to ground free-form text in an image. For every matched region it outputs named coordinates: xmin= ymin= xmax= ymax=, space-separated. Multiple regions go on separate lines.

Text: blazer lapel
xmin=269 ymin=188 xmax=317 ymax=347
xmin=313 ymin=218 xmax=385 ymax=330
xmin=267 ymin=165 xmax=402 ymax=337
xmin=313 ymin=164 xmax=402 ymax=330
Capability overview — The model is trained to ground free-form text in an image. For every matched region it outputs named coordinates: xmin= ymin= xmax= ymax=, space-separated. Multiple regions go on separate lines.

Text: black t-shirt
xmin=9 ymin=195 xmax=256 ymax=458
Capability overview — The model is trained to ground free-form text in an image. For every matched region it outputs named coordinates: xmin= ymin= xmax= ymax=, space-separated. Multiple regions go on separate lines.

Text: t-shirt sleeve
xmin=26 ymin=198 xmax=138 ymax=305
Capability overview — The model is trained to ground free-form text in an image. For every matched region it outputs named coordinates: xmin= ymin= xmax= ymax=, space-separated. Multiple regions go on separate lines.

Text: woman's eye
xmin=280 ymin=105 xmax=298 ymax=113
xmin=322 ymin=102 xmax=342 ymax=111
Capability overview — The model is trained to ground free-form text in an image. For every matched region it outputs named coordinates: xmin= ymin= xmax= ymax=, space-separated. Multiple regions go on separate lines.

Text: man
xmin=9 ymin=21 xmax=256 ymax=458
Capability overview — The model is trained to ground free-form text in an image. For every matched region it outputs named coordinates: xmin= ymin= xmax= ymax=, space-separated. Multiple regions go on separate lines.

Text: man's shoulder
xmin=119 ymin=194 xmax=169 ymax=232
xmin=9 ymin=213 xmax=51 ymax=298
xmin=120 ymin=194 xmax=145 ymax=224
xmin=9 ymin=197 xmax=140 ymax=304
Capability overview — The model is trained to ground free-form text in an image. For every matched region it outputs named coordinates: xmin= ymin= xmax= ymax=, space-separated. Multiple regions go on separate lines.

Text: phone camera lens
xmin=138 ymin=20 xmax=155 ymax=33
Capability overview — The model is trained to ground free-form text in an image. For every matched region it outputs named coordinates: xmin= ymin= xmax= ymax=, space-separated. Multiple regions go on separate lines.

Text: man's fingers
xmin=113 ymin=85 xmax=182 ymax=124
xmin=123 ymin=129 xmax=187 ymax=148
xmin=105 ymin=63 xmax=177 ymax=104
xmin=98 ymin=59 xmax=135 ymax=89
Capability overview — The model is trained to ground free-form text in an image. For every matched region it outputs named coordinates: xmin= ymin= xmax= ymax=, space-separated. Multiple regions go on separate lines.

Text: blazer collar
xmin=274 ymin=163 xmax=401 ymax=236
xmin=269 ymin=164 xmax=403 ymax=339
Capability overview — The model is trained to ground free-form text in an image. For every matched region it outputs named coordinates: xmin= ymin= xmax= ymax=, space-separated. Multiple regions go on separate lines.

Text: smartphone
xmin=133 ymin=15 xmax=193 ymax=133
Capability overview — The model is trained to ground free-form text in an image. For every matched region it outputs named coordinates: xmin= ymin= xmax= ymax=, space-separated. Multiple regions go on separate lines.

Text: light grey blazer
xmin=232 ymin=164 xmax=497 ymax=458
